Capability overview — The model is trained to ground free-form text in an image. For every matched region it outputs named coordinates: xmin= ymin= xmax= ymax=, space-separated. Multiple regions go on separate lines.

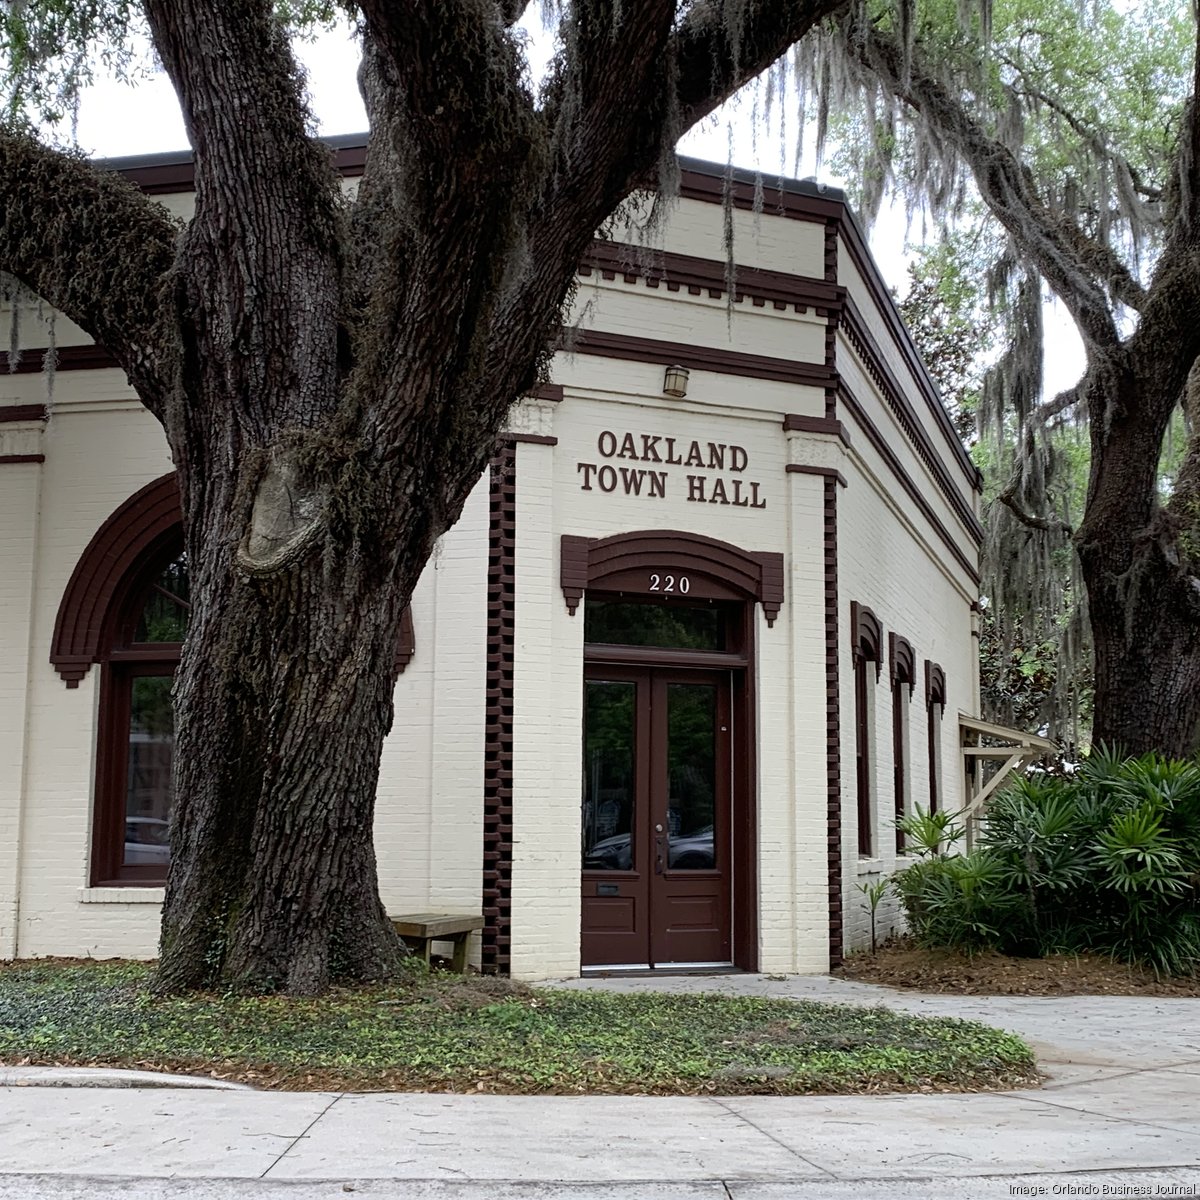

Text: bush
xmin=891 ymin=751 xmax=1200 ymax=975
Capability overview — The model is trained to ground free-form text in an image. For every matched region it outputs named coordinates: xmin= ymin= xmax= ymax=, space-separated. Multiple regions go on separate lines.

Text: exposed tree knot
xmin=236 ymin=456 xmax=327 ymax=577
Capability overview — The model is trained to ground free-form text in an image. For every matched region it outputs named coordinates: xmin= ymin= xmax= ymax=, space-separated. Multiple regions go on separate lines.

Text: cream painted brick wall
xmin=568 ymin=281 xmax=827 ymax=365
xmin=0 ymin=452 xmax=42 ymax=959
xmin=17 ymin=403 xmax=174 ymax=959
xmin=375 ymin=475 xmax=489 ymax=928
xmin=610 ymin=196 xmax=827 ymax=280
xmin=510 ymin=436 xmax=582 ymax=981
xmin=427 ymin=479 xmax=489 ymax=919
xmin=835 ymin=433 xmax=978 ymax=954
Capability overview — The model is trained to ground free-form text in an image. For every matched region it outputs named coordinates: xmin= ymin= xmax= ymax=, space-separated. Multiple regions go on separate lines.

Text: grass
xmin=0 ymin=960 xmax=1038 ymax=1095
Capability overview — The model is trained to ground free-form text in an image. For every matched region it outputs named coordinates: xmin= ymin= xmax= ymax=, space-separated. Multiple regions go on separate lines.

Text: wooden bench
xmin=391 ymin=913 xmax=485 ymax=973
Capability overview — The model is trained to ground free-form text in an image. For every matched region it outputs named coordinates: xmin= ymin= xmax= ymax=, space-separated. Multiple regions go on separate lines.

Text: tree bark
xmin=158 ymin=501 xmax=410 ymax=993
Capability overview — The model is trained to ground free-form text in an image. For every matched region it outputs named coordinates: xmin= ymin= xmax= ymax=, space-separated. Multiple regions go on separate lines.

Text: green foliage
xmin=890 ymin=754 xmax=1200 ymax=975
xmin=0 ymin=0 xmax=341 ymax=124
xmin=897 ymin=232 xmax=999 ymax=442
xmin=857 ymin=877 xmax=889 ymax=952
xmin=0 ymin=961 xmax=1037 ymax=1095
xmin=896 ymin=804 xmax=965 ymax=857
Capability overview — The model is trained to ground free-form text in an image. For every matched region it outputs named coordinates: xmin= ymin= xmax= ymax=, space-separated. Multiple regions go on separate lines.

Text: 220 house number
xmin=648 ymin=574 xmax=690 ymax=594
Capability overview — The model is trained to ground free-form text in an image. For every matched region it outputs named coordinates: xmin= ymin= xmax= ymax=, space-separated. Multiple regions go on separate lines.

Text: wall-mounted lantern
xmin=662 ymin=364 xmax=690 ymax=398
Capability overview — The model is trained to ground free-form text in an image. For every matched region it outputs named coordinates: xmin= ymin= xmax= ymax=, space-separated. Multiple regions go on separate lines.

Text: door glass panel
xmin=584 ymin=600 xmax=729 ymax=651
xmin=667 ymin=683 xmax=716 ymax=870
xmin=582 ymin=680 xmax=636 ymax=870
xmin=124 ymin=674 xmax=174 ymax=869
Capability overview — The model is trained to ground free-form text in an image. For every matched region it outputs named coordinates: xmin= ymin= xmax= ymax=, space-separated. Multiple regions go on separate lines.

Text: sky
xmin=60 ymin=17 xmax=1086 ymax=408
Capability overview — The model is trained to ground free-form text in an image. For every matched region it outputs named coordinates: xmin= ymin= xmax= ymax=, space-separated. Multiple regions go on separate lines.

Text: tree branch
xmin=849 ymin=16 xmax=1122 ymax=352
xmin=142 ymin=0 xmax=345 ymax=445
xmin=1030 ymin=381 xmax=1084 ymax=431
xmin=0 ymin=129 xmax=177 ymax=410
xmin=998 ymin=475 xmax=1074 ymax=535
xmin=1174 ymin=16 xmax=1200 ymax=238
xmin=675 ymin=0 xmax=850 ymax=130
xmin=355 ymin=0 xmax=533 ymax=196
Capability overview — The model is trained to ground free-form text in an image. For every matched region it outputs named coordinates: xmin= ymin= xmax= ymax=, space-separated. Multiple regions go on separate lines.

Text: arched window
xmin=92 ymin=543 xmax=188 ymax=885
xmin=53 ymin=473 xmax=417 ymax=887
xmin=889 ymin=633 xmax=916 ymax=851
xmin=926 ymin=662 xmax=947 ymax=814
xmin=851 ymin=602 xmax=883 ymax=857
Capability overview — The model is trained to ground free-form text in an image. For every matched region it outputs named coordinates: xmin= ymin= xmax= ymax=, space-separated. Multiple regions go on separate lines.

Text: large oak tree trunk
xmin=157 ymin=468 xmax=412 ymax=994
xmin=1085 ymin=556 xmax=1200 ymax=757
xmin=1076 ymin=358 xmax=1200 ymax=758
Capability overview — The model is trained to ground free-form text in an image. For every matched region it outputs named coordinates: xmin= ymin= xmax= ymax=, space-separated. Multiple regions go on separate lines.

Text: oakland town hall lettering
xmin=577 ymin=429 xmax=767 ymax=508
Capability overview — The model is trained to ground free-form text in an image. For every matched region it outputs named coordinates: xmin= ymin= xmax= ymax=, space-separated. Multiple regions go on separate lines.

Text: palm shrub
xmin=889 ymin=752 xmax=1200 ymax=974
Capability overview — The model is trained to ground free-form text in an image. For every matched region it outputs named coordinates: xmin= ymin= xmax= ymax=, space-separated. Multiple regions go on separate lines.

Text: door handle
xmin=655 ymin=833 xmax=666 ymax=874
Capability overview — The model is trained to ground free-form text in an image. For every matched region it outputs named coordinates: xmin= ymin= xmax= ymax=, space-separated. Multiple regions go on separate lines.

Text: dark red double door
xmin=581 ymin=666 xmax=733 ymax=967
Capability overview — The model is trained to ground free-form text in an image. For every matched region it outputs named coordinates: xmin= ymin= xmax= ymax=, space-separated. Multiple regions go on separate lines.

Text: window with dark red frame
xmin=926 ymin=661 xmax=947 ymax=815
xmin=851 ymin=603 xmax=883 ymax=857
xmin=890 ymin=633 xmax=916 ymax=852
xmin=91 ymin=545 xmax=188 ymax=886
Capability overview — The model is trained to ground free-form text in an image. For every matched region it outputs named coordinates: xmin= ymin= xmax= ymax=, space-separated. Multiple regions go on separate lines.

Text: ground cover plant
xmin=891 ymin=751 xmax=1200 ymax=976
xmin=0 ymin=961 xmax=1036 ymax=1095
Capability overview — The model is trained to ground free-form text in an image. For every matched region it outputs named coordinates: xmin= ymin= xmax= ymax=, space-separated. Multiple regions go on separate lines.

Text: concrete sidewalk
xmin=1 ymin=974 xmax=1198 ymax=1198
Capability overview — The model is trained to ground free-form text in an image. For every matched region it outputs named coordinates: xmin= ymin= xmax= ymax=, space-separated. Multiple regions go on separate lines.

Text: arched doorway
xmin=562 ymin=531 xmax=784 ymax=970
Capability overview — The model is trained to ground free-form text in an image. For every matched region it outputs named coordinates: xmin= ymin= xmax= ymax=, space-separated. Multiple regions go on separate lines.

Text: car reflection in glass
xmin=584 ymin=826 xmax=714 ymax=870
xmin=124 ymin=816 xmax=171 ymax=865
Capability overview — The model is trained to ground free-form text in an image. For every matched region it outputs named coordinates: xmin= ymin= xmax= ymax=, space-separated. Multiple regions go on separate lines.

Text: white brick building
xmin=0 ymin=141 xmax=982 ymax=978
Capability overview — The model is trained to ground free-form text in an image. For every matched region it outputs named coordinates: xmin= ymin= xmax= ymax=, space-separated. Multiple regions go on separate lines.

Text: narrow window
xmin=890 ymin=634 xmax=915 ymax=852
xmin=893 ymin=680 xmax=908 ymax=850
xmin=855 ymin=654 xmax=873 ymax=855
xmin=851 ymin=603 xmax=883 ymax=857
xmin=926 ymin=662 xmax=946 ymax=814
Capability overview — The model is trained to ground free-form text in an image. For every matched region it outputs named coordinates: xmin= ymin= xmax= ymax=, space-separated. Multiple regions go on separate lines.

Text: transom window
xmin=583 ymin=597 xmax=737 ymax=652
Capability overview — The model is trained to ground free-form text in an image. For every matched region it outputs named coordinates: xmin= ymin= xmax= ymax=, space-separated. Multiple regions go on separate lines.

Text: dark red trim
xmin=394 ymin=607 xmax=415 ymax=675
xmin=925 ymin=660 xmax=947 ymax=706
xmin=1 ymin=344 xmax=119 ymax=374
xmin=842 ymin=299 xmax=982 ymax=503
xmin=113 ymin=139 xmax=368 ymax=194
xmin=889 ymin=634 xmax=916 ymax=853
xmin=569 ymin=329 xmax=836 ymax=390
xmin=786 ymin=464 xmax=848 ymax=488
xmin=0 ymin=454 xmax=45 ymax=465
xmin=581 ymin=644 xmax=750 ymax=670
xmin=0 ymin=404 xmax=48 ymax=422
xmin=581 ymin=241 xmax=845 ymax=312
xmin=505 ymin=433 xmax=559 ymax=446
xmin=835 ymin=222 xmax=982 ymax=492
xmin=92 ymin=656 xmax=178 ymax=886
xmin=851 ymin=601 xmax=883 ymax=677
xmin=889 ymin=632 xmax=916 ymax=693
xmin=560 ymin=529 xmax=785 ymax=626
xmin=50 ymin=474 xmax=183 ymax=687
xmin=782 ymin=414 xmax=852 ymax=447
xmin=840 ymin=386 xmax=982 ymax=580
xmin=482 ymin=444 xmax=516 ymax=975
xmin=925 ymin=660 xmax=946 ymax=815
xmin=677 ymin=165 xmax=844 ymax=224
xmin=823 ymin=475 xmax=843 ymax=967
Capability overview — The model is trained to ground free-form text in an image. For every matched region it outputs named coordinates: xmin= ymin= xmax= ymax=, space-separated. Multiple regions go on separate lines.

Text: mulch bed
xmin=837 ymin=940 xmax=1200 ymax=997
